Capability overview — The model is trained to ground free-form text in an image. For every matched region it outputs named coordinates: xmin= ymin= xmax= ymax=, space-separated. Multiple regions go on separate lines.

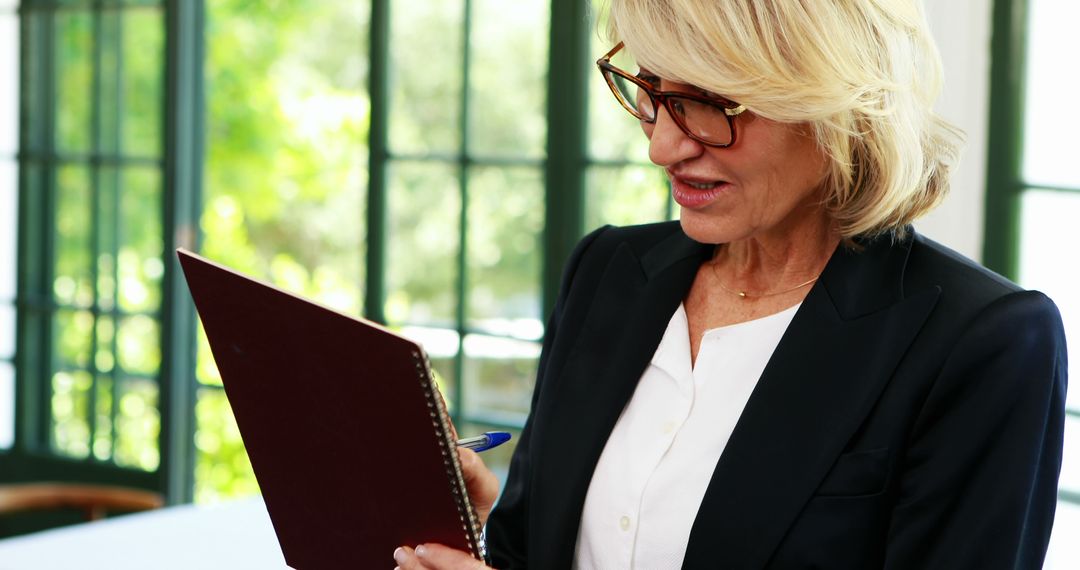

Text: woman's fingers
xmin=393 ymin=544 xmax=492 ymax=569
xmin=394 ymin=546 xmax=423 ymax=569
xmin=458 ymin=448 xmax=500 ymax=525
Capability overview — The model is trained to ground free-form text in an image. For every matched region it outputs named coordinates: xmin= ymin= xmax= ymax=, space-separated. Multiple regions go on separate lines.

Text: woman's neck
xmin=712 ymin=212 xmax=840 ymax=295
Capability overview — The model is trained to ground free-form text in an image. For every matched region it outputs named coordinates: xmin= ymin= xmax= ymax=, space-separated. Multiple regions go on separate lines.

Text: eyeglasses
xmin=596 ymin=42 xmax=747 ymax=148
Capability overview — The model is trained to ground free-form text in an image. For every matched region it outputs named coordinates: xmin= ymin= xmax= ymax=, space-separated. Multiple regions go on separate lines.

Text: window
xmin=2 ymin=0 xmax=667 ymax=501
xmin=4 ymin=0 xmax=167 ymax=492
xmin=985 ymin=0 xmax=1079 ymax=565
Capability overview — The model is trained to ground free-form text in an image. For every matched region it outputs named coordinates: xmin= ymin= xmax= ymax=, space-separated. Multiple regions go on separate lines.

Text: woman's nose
xmin=647 ymin=105 xmax=704 ymax=167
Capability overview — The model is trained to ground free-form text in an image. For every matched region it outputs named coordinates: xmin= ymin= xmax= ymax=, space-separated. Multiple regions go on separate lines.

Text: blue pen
xmin=456 ymin=431 xmax=511 ymax=452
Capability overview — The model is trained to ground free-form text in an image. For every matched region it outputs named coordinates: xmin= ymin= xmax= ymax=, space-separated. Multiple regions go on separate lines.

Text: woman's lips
xmin=669 ymin=175 xmax=731 ymax=209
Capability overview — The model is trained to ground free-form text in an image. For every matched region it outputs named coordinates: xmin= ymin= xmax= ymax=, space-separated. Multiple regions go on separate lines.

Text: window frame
xmin=4 ymin=0 xmax=605 ymax=503
xmin=6 ymin=0 xmax=177 ymax=494
xmin=984 ymin=0 xmax=1079 ymax=505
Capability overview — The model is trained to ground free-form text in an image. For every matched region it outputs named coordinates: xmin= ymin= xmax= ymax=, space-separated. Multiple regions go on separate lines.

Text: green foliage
xmin=195 ymin=0 xmax=371 ymax=502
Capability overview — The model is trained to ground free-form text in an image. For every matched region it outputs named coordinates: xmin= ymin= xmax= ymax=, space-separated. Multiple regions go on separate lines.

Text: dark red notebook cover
xmin=177 ymin=249 xmax=483 ymax=569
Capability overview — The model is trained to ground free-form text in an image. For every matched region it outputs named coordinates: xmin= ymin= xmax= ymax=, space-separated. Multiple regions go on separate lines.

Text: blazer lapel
xmin=681 ymin=233 xmax=940 ymax=569
xmin=532 ymin=229 xmax=712 ymax=568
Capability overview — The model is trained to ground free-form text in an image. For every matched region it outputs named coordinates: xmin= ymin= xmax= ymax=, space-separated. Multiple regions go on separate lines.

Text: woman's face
xmin=642 ymin=77 xmax=831 ymax=245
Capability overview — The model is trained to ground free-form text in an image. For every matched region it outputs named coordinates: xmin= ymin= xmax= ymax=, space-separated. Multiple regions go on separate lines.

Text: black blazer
xmin=486 ymin=222 xmax=1067 ymax=569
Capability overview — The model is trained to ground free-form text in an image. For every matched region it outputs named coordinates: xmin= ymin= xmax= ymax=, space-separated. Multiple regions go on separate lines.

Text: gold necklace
xmin=710 ymin=262 xmax=819 ymax=300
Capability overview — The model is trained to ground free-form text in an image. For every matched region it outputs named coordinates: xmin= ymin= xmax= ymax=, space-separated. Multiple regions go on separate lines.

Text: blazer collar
xmin=639 ymin=228 xmax=714 ymax=279
xmin=821 ymin=232 xmax=917 ymax=319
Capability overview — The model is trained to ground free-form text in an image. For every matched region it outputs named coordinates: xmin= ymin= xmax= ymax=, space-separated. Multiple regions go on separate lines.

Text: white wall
xmin=916 ymin=0 xmax=993 ymax=261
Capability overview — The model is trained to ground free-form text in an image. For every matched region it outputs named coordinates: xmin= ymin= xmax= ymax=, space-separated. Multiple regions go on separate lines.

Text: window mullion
xmin=542 ymin=0 xmax=590 ymax=318
xmin=85 ymin=1 xmax=105 ymax=461
xmin=450 ymin=0 xmax=473 ymax=426
xmin=18 ymin=7 xmax=61 ymax=454
xmin=982 ymin=0 xmax=1030 ymax=279
xmin=159 ymin=0 xmax=203 ymax=504
xmin=363 ymin=0 xmax=390 ymax=325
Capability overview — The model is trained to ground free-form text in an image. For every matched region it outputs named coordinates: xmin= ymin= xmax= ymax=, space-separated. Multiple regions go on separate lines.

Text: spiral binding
xmin=412 ymin=349 xmax=487 ymax=561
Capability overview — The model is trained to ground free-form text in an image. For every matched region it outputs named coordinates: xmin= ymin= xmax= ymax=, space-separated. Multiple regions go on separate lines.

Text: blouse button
xmin=619 ymin=515 xmax=631 ymax=531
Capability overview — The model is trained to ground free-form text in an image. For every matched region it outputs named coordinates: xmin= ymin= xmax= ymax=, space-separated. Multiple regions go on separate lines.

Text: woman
xmin=394 ymin=0 xmax=1067 ymax=568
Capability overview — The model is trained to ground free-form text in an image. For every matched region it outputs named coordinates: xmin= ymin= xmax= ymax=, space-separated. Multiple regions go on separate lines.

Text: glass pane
xmin=585 ymin=164 xmax=672 ymax=230
xmin=1060 ymin=415 xmax=1079 ymax=493
xmin=0 ymin=304 xmax=11 ymax=358
xmin=459 ymin=420 xmax=522 ymax=483
xmin=55 ymin=11 xmax=93 ymax=154
xmin=118 ymin=167 xmax=163 ymax=312
xmin=195 ymin=323 xmax=222 ymax=387
xmin=95 ymin=315 xmax=115 ymax=373
xmin=466 ymin=166 xmax=543 ymax=334
xmin=1018 ymin=190 xmax=1080 ymax=410
xmin=389 ymin=0 xmax=464 ymax=154
xmin=461 ymin=333 xmax=539 ymax=422
xmin=385 ymin=161 xmax=461 ymax=327
xmin=92 ymin=374 xmax=114 ymax=461
xmin=203 ymin=0 xmax=367 ymax=313
xmin=194 ymin=387 xmax=258 ymax=503
xmin=0 ymin=160 xmax=15 ymax=301
xmin=0 ymin=14 xmax=16 ymax=156
xmin=54 ymin=309 xmax=93 ymax=369
xmin=51 ymin=369 xmax=92 ymax=459
xmin=467 ymin=0 xmax=548 ymax=158
xmin=116 ymin=315 xmax=161 ymax=376
xmin=96 ymin=167 xmax=119 ymax=311
xmin=113 ymin=376 xmax=159 ymax=471
xmin=98 ymin=10 xmax=122 ymax=155
xmin=122 ymin=8 xmax=164 ymax=156
xmin=55 ymin=166 xmax=93 ymax=307
xmin=1022 ymin=1 xmax=1080 ymax=189
xmin=0 ymin=362 xmax=13 ymax=450
xmin=588 ymin=1 xmax=652 ymax=163
xmin=399 ymin=326 xmax=460 ymax=412
xmin=1046 ymin=499 xmax=1080 ymax=569
xmin=198 ymin=0 xmax=370 ymax=501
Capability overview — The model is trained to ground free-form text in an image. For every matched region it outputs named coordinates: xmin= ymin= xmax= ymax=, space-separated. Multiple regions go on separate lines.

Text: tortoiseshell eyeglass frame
xmin=596 ymin=42 xmax=748 ymax=148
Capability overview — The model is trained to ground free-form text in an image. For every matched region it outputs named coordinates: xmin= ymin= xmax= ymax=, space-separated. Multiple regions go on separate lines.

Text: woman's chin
xmin=678 ymin=210 xmax=746 ymax=245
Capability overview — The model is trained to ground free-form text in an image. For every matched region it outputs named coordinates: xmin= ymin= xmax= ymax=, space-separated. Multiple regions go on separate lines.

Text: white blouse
xmin=573 ymin=302 xmax=799 ymax=570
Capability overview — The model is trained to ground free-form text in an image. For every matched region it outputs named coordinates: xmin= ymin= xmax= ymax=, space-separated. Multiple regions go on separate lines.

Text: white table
xmin=1 ymin=493 xmax=1077 ymax=568
xmin=0 ymin=496 xmax=289 ymax=569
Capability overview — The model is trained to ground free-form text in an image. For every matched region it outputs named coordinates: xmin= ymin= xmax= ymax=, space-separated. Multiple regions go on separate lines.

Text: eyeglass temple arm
xmin=597 ymin=41 xmax=624 ymax=64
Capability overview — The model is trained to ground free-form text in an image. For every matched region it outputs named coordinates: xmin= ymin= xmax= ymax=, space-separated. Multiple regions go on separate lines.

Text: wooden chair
xmin=0 ymin=482 xmax=164 ymax=522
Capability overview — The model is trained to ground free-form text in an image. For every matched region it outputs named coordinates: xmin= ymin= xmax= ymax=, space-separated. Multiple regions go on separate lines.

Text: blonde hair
xmin=607 ymin=0 xmax=963 ymax=239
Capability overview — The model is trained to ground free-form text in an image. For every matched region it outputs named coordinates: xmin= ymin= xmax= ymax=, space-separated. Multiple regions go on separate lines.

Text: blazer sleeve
xmin=883 ymin=290 xmax=1068 ymax=569
xmin=486 ymin=226 xmax=610 ymax=569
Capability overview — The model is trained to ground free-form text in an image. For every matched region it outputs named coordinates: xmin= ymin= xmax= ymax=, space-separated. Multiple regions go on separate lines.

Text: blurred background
xmin=0 ymin=0 xmax=1076 ymax=564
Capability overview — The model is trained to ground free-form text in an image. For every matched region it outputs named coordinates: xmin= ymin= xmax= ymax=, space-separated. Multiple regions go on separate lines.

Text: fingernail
xmin=415 ymin=544 xmax=428 ymax=558
xmin=393 ymin=547 xmax=406 ymax=564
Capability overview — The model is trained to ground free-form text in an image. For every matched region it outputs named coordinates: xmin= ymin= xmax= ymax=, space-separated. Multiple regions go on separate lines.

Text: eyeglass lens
xmin=603 ymin=68 xmax=734 ymax=146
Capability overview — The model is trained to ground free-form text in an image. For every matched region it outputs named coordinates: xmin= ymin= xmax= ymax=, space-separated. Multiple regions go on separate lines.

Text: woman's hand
xmin=393 ymin=544 xmax=493 ymax=570
xmin=438 ymin=388 xmax=499 ymax=526
xmin=391 ymin=445 xmax=499 ymax=569
xmin=458 ymin=447 xmax=499 ymax=526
